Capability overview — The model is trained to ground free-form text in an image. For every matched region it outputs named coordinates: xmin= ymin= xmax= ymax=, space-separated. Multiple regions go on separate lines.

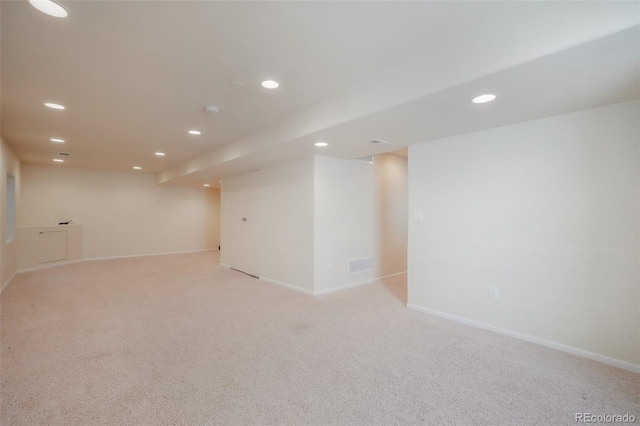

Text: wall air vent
xmin=348 ymin=257 xmax=374 ymax=275
xmin=58 ymin=152 xmax=70 ymax=156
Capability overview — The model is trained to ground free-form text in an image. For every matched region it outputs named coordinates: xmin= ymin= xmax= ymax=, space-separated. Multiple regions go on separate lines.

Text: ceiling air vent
xmin=368 ymin=139 xmax=391 ymax=145
xmin=356 ymin=155 xmax=374 ymax=164
xmin=58 ymin=152 xmax=70 ymax=156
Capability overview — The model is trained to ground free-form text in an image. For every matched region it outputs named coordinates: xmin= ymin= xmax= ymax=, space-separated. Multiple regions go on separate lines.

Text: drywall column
xmin=407 ymin=100 xmax=640 ymax=370
xmin=220 ymin=156 xmax=315 ymax=293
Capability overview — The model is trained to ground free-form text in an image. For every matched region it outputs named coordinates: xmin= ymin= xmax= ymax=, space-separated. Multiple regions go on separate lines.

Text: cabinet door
xmin=38 ymin=230 xmax=68 ymax=264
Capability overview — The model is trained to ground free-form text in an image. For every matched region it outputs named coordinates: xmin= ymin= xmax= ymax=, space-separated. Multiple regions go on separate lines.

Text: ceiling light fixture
xmin=45 ymin=102 xmax=65 ymax=110
xmin=50 ymin=138 xmax=65 ymax=143
xmin=155 ymin=152 xmax=165 ymax=156
xmin=29 ymin=0 xmax=68 ymax=18
xmin=261 ymin=80 xmax=279 ymax=89
xmin=203 ymin=184 xmax=210 ymax=187
xmin=471 ymin=94 xmax=497 ymax=104
xmin=315 ymin=142 xmax=328 ymax=147
xmin=53 ymin=158 xmax=64 ymax=163
xmin=133 ymin=166 xmax=142 ymax=170
xmin=188 ymin=130 xmax=201 ymax=135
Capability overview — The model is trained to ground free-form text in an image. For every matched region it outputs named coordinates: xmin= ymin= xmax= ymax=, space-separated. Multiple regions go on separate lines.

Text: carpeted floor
xmin=1 ymin=251 xmax=638 ymax=425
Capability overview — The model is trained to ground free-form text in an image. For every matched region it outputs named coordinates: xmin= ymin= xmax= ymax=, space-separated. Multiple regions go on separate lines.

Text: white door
xmin=229 ymin=172 xmax=259 ymax=277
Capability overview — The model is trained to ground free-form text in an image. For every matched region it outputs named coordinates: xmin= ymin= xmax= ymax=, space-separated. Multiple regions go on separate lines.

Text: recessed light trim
xmin=471 ymin=94 xmax=497 ymax=104
xmin=203 ymin=184 xmax=210 ymax=187
xmin=133 ymin=166 xmax=142 ymax=170
xmin=53 ymin=158 xmax=64 ymax=163
xmin=188 ymin=130 xmax=201 ymax=135
xmin=29 ymin=0 xmax=67 ymax=18
xmin=155 ymin=152 xmax=165 ymax=156
xmin=261 ymin=80 xmax=279 ymax=89
xmin=45 ymin=102 xmax=65 ymax=110
xmin=315 ymin=142 xmax=328 ymax=147
xmin=50 ymin=138 xmax=65 ymax=143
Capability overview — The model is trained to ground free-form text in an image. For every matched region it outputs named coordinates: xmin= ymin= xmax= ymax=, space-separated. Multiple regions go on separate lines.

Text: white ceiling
xmin=2 ymin=1 xmax=639 ymax=188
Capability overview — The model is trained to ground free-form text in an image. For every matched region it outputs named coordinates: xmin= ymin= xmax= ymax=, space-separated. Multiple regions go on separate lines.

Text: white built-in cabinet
xmin=17 ymin=225 xmax=83 ymax=271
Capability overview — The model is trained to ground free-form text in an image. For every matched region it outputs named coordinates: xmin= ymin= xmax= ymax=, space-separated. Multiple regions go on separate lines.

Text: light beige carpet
xmin=1 ymin=251 xmax=638 ymax=425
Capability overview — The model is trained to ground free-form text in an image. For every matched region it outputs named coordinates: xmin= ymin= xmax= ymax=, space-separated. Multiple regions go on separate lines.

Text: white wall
xmin=221 ymin=156 xmax=315 ymax=292
xmin=375 ymin=153 xmax=408 ymax=277
xmin=1 ymin=140 xmax=21 ymax=290
xmin=314 ymin=153 xmax=407 ymax=293
xmin=20 ymin=163 xmax=219 ymax=260
xmin=407 ymin=100 xmax=640 ymax=369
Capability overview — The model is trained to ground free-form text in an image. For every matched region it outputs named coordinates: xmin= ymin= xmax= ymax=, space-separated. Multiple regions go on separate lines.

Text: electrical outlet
xmin=489 ymin=287 xmax=499 ymax=299
xmin=413 ymin=210 xmax=424 ymax=221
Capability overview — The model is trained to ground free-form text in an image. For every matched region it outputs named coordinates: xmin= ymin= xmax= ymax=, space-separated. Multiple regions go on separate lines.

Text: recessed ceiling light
xmin=50 ymin=138 xmax=65 ymax=143
xmin=45 ymin=102 xmax=65 ymax=110
xmin=315 ymin=142 xmax=328 ymax=147
xmin=188 ymin=130 xmax=201 ymax=135
xmin=261 ymin=80 xmax=279 ymax=89
xmin=203 ymin=184 xmax=210 ymax=187
xmin=133 ymin=166 xmax=142 ymax=170
xmin=155 ymin=152 xmax=165 ymax=156
xmin=471 ymin=94 xmax=497 ymax=104
xmin=53 ymin=158 xmax=64 ymax=163
xmin=29 ymin=0 xmax=67 ymax=18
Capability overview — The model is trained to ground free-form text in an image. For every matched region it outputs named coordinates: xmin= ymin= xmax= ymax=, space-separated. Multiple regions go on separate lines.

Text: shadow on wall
xmin=373 ymin=151 xmax=408 ymax=304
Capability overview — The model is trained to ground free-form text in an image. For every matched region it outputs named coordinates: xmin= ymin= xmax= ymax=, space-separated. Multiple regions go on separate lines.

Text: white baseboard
xmin=16 ymin=249 xmax=215 ymax=274
xmin=407 ymin=304 xmax=640 ymax=374
xmin=1 ymin=271 xmax=16 ymax=293
xmin=83 ymin=248 xmax=214 ymax=262
xmin=259 ymin=277 xmax=314 ymax=296
xmin=16 ymin=259 xmax=84 ymax=274
xmin=314 ymin=271 xmax=407 ymax=296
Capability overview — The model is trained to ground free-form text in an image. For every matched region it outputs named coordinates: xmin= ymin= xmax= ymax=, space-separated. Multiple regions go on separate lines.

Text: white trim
xmin=83 ymin=248 xmax=214 ymax=262
xmin=1 ymin=271 xmax=16 ymax=293
xmin=17 ymin=259 xmax=84 ymax=274
xmin=314 ymin=271 xmax=407 ymax=296
xmin=219 ymin=263 xmax=231 ymax=268
xmin=407 ymin=304 xmax=640 ymax=374
xmin=16 ymin=249 xmax=215 ymax=274
xmin=259 ymin=277 xmax=314 ymax=296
